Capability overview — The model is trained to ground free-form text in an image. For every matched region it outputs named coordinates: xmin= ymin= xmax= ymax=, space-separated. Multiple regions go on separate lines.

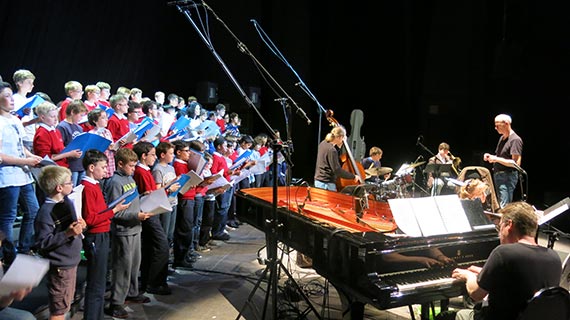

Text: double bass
xmin=325 ymin=109 xmax=366 ymax=190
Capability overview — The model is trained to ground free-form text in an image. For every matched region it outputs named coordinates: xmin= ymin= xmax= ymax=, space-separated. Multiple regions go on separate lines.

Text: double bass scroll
xmin=325 ymin=109 xmax=366 ymax=190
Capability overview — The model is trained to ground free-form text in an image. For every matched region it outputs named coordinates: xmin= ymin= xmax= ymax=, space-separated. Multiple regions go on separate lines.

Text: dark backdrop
xmin=1 ymin=0 xmax=569 ymax=212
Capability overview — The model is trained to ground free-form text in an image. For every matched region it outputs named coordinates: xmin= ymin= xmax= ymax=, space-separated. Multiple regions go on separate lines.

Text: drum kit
xmin=364 ymin=161 xmax=426 ymax=201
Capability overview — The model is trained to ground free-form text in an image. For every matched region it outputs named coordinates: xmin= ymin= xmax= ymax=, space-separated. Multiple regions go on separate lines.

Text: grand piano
xmin=236 ymin=186 xmax=499 ymax=320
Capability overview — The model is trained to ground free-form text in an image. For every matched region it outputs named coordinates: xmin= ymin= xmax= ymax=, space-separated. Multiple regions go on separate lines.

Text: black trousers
xmin=140 ymin=215 xmax=169 ymax=289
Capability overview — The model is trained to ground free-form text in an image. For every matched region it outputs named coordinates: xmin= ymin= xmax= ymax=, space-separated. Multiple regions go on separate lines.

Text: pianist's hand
xmin=451 ymin=268 xmax=476 ymax=282
xmin=467 ymin=265 xmax=482 ymax=274
xmin=435 ymin=254 xmax=455 ymax=265
xmin=415 ymin=256 xmax=444 ymax=268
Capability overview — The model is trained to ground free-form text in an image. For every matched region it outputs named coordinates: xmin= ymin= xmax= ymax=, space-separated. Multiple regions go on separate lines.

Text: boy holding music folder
xmin=171 ymin=140 xmax=200 ymax=270
xmin=132 ymin=141 xmax=172 ymax=296
xmin=103 ymin=148 xmax=151 ymax=319
xmin=34 ymin=166 xmax=86 ymax=320
xmin=152 ymin=141 xmax=179 ymax=252
xmin=80 ymin=150 xmax=130 ymax=320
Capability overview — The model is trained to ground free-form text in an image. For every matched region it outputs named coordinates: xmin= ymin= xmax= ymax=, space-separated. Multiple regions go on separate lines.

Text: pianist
xmin=449 ymin=201 xmax=561 ymax=320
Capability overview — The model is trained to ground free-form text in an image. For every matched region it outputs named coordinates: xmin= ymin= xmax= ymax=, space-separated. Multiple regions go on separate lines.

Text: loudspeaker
xmin=248 ymin=86 xmax=261 ymax=108
xmin=196 ymin=81 xmax=218 ymax=104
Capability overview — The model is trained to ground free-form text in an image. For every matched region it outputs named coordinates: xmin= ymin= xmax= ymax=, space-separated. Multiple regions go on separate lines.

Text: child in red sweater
xmin=171 ymin=140 xmax=199 ymax=269
xmin=132 ymin=141 xmax=171 ymax=295
xmin=107 ymin=94 xmax=132 ymax=149
xmin=33 ymin=101 xmax=82 ymax=167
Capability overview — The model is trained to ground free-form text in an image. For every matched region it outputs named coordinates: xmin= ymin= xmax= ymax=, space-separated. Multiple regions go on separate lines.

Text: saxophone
xmin=449 ymin=152 xmax=461 ymax=176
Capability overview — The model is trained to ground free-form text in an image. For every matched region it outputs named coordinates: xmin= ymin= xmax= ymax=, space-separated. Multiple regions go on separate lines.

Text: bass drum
xmin=560 ymin=253 xmax=570 ymax=290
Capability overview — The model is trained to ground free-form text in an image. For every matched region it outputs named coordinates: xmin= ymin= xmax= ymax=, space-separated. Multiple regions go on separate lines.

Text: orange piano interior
xmin=239 ymin=186 xmax=398 ymax=233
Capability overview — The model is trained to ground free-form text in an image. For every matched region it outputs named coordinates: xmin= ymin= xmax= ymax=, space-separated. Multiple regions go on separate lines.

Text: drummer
xmin=362 ymin=146 xmax=391 ymax=183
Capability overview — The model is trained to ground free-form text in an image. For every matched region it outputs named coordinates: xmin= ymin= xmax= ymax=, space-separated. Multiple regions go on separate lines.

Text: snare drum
xmin=398 ymin=173 xmax=414 ymax=184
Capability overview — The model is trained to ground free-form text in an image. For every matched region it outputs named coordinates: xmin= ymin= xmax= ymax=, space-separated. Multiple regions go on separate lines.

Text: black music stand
xmin=536 ymin=197 xmax=570 ymax=249
xmin=423 ymin=163 xmax=453 ymax=196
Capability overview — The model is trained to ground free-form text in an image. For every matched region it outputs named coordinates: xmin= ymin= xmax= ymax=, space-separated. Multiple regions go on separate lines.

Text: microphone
xmin=362 ymin=189 xmax=369 ymax=210
xmin=416 ymin=135 xmax=423 ymax=146
xmin=298 ymin=185 xmax=311 ymax=213
xmin=512 ymin=162 xmax=527 ymax=175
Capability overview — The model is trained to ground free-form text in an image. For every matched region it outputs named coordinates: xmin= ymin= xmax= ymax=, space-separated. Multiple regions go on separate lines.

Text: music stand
xmin=423 ymin=163 xmax=453 ymax=196
xmin=537 ymin=197 xmax=570 ymax=249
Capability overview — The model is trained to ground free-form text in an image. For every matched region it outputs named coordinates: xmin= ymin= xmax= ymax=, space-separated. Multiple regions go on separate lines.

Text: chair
xmin=518 ymin=286 xmax=570 ymax=320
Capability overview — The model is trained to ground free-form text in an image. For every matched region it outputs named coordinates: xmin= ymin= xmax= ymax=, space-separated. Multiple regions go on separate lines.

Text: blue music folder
xmin=230 ymin=149 xmax=252 ymax=170
xmin=100 ymin=188 xmax=139 ymax=214
xmin=61 ymin=132 xmax=112 ymax=154
xmin=98 ymin=104 xmax=115 ymax=118
xmin=16 ymin=95 xmax=45 ymax=117
xmin=169 ymin=116 xmax=190 ymax=134
xmin=133 ymin=117 xmax=157 ymax=140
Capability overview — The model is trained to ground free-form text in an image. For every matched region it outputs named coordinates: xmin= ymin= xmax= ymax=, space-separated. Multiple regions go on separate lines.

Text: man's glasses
xmin=495 ymin=219 xmax=511 ymax=232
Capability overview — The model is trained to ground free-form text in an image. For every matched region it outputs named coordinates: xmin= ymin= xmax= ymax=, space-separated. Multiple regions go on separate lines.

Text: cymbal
xmin=407 ymin=161 xmax=426 ymax=169
xmin=365 ymin=167 xmax=393 ymax=176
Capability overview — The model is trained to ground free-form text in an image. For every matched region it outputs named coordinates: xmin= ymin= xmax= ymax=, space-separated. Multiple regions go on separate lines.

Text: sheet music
xmin=176 ymin=170 xmax=203 ymax=195
xmin=539 ymin=197 xmax=570 ymax=225
xmin=140 ymin=122 xmax=161 ymax=142
xmin=434 ymin=195 xmax=472 ymax=233
xmin=248 ymin=160 xmax=267 ymax=175
xmin=187 ymin=149 xmax=206 ymax=175
xmin=140 ymin=188 xmax=171 ymax=215
xmin=388 ymin=198 xmax=422 ymax=237
xmin=68 ymin=185 xmax=84 ymax=218
xmin=229 ymin=169 xmax=251 ymax=185
xmin=207 ymin=175 xmax=232 ymax=191
xmin=259 ymin=152 xmax=273 ymax=166
xmin=198 ymin=171 xmax=223 ymax=187
xmin=410 ymin=197 xmax=448 ymax=236
xmin=40 ymin=155 xmax=57 ymax=167
xmin=0 ymin=254 xmax=50 ymax=295
xmin=111 ymin=131 xmax=137 ymax=150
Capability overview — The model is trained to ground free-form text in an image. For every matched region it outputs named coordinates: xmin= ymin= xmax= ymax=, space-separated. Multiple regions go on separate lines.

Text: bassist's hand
xmin=354 ymin=175 xmax=362 ymax=184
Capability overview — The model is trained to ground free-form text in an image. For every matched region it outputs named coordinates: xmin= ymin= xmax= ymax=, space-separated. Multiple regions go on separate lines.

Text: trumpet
xmin=448 ymin=151 xmax=462 ymax=176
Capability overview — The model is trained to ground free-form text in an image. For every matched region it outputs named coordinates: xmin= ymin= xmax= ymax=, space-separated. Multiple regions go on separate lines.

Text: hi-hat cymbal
xmin=407 ymin=161 xmax=426 ymax=169
xmin=365 ymin=167 xmax=393 ymax=176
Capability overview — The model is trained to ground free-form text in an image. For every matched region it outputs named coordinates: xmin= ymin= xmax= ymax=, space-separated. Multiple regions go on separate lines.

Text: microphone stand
xmin=200 ymin=4 xmax=311 ymax=127
xmin=417 ymin=139 xmax=436 ymax=158
xmin=250 ymin=19 xmax=325 ymax=149
xmin=511 ymin=162 xmax=528 ymax=202
xmin=170 ymin=3 xmax=319 ymax=319
xmin=517 ymin=169 xmax=528 ymax=202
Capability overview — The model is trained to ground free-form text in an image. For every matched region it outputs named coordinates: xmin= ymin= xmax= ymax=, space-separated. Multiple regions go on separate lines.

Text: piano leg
xmin=407 ymin=303 xmax=431 ymax=320
xmin=336 ymin=287 xmax=365 ymax=320
xmin=420 ymin=303 xmax=432 ymax=320
xmin=408 ymin=305 xmax=416 ymax=320
xmin=414 ymin=299 xmax=448 ymax=320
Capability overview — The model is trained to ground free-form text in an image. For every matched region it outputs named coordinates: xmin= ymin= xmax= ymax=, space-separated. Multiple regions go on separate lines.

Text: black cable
xmin=190 ymin=267 xmax=263 ymax=282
